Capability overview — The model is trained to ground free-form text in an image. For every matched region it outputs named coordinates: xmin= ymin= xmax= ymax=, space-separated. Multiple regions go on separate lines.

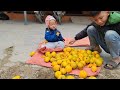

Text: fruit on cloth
xmin=79 ymin=70 xmax=87 ymax=79
xmin=91 ymin=66 xmax=97 ymax=72
xmin=58 ymin=75 xmax=66 ymax=79
xmin=71 ymin=61 xmax=77 ymax=69
xmin=29 ymin=51 xmax=35 ymax=57
xmin=55 ymin=71 xmax=62 ymax=79
xmin=53 ymin=65 xmax=60 ymax=71
xmin=51 ymin=51 xmax=57 ymax=57
xmin=95 ymin=58 xmax=103 ymax=67
xmin=77 ymin=62 xmax=84 ymax=69
xmin=44 ymin=57 xmax=50 ymax=63
xmin=60 ymin=68 xmax=67 ymax=75
xmin=65 ymin=65 xmax=72 ymax=73
xmin=51 ymin=61 xmax=58 ymax=67
xmin=66 ymin=75 xmax=75 ymax=79
xmin=88 ymin=76 xmax=97 ymax=79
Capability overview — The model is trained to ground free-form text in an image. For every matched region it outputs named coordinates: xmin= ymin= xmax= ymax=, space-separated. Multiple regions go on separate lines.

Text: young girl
xmin=38 ymin=15 xmax=65 ymax=53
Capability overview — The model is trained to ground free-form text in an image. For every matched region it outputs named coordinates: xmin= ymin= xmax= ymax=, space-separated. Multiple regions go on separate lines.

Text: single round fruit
xmin=58 ymin=75 xmax=66 ymax=79
xmin=12 ymin=75 xmax=21 ymax=79
xmin=45 ymin=52 xmax=51 ymax=56
xmin=88 ymin=76 xmax=97 ymax=79
xmin=44 ymin=57 xmax=50 ymax=63
xmin=77 ymin=62 xmax=84 ymax=69
xmin=60 ymin=68 xmax=67 ymax=75
xmin=55 ymin=71 xmax=62 ymax=79
xmin=86 ymin=50 xmax=92 ymax=55
xmin=61 ymin=61 xmax=67 ymax=67
xmin=57 ymin=60 xmax=63 ymax=65
xmin=51 ymin=61 xmax=58 ymax=67
xmin=29 ymin=51 xmax=35 ymax=57
xmin=79 ymin=70 xmax=87 ymax=79
xmin=50 ymin=58 xmax=56 ymax=62
xmin=51 ymin=51 xmax=56 ymax=57
xmin=80 ymin=61 xmax=86 ymax=66
xmin=91 ymin=66 xmax=97 ymax=72
xmin=53 ymin=65 xmax=60 ymax=71
xmin=95 ymin=59 xmax=103 ymax=67
xmin=65 ymin=65 xmax=72 ymax=73
xmin=71 ymin=62 xmax=77 ymax=69
xmin=66 ymin=75 xmax=75 ymax=79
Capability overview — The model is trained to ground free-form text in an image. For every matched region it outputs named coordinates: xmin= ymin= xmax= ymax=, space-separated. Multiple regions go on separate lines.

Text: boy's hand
xmin=56 ymin=32 xmax=60 ymax=36
xmin=69 ymin=39 xmax=77 ymax=45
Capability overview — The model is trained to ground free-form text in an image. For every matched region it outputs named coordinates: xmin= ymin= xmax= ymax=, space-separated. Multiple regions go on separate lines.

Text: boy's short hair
xmin=89 ymin=11 xmax=101 ymax=17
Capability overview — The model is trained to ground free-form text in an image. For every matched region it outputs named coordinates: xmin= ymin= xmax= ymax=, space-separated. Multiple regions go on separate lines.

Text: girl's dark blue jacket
xmin=45 ymin=28 xmax=64 ymax=42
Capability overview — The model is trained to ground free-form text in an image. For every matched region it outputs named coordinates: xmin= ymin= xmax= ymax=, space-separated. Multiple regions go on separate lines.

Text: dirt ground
xmin=0 ymin=46 xmax=120 ymax=79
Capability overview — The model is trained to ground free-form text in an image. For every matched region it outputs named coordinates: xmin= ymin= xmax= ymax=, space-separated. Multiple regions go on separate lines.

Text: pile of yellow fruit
xmin=42 ymin=47 xmax=103 ymax=79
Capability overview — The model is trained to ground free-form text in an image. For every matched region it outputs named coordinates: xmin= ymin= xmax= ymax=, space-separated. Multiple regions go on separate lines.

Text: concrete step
xmin=71 ymin=16 xmax=92 ymax=25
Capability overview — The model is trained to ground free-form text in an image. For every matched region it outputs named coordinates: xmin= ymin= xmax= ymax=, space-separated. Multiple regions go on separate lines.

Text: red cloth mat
xmin=26 ymin=37 xmax=101 ymax=76
xmin=26 ymin=51 xmax=101 ymax=76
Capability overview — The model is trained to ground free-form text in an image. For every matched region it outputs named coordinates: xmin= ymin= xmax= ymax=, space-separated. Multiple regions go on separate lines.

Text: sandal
xmin=104 ymin=60 xmax=120 ymax=70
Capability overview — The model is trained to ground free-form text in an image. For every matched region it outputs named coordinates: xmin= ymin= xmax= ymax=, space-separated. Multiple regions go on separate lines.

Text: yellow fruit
xmin=66 ymin=59 xmax=71 ymax=64
xmin=53 ymin=65 xmax=60 ymax=71
xmin=68 ymin=55 xmax=73 ymax=60
xmin=65 ymin=65 xmax=72 ymax=73
xmin=84 ymin=57 xmax=90 ymax=64
xmin=76 ymin=58 xmax=81 ymax=62
xmin=95 ymin=54 xmax=100 ymax=58
xmin=57 ymin=60 xmax=63 ymax=65
xmin=41 ymin=55 xmax=46 ymax=58
xmin=51 ymin=51 xmax=56 ymax=57
xmin=87 ymin=64 xmax=93 ymax=68
xmin=77 ymin=62 xmax=84 ymax=69
xmin=71 ymin=62 xmax=77 ymax=69
xmin=29 ymin=51 xmax=35 ymax=57
xmin=12 ymin=75 xmax=21 ymax=79
xmin=95 ymin=59 xmax=103 ymax=67
xmin=72 ymin=57 xmax=77 ymax=62
xmin=66 ymin=47 xmax=72 ymax=52
xmin=87 ymin=50 xmax=92 ymax=55
xmin=80 ymin=61 xmax=86 ymax=66
xmin=92 ymin=63 xmax=97 ymax=67
xmin=93 ymin=51 xmax=99 ymax=54
xmin=81 ymin=50 xmax=86 ymax=54
xmin=58 ymin=75 xmax=66 ymax=79
xmin=89 ymin=58 xmax=95 ymax=64
xmin=83 ymin=53 xmax=88 ymax=57
xmin=91 ymin=66 xmax=97 ymax=72
xmin=88 ymin=76 xmax=97 ymax=79
xmin=44 ymin=57 xmax=50 ymax=63
xmin=66 ymin=75 xmax=75 ymax=79
xmin=51 ymin=61 xmax=58 ymax=67
xmin=60 ymin=68 xmax=67 ymax=75
xmin=50 ymin=58 xmax=56 ymax=63
xmin=79 ymin=70 xmax=87 ymax=79
xmin=45 ymin=52 xmax=51 ymax=56
xmin=55 ymin=71 xmax=62 ymax=79
xmin=79 ymin=56 xmax=84 ymax=61
xmin=61 ymin=61 xmax=67 ymax=67
xmin=63 ymin=48 xmax=67 ymax=52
